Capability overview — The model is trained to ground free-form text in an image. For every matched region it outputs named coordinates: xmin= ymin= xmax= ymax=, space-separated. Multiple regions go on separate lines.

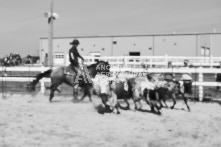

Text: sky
xmin=0 ymin=0 xmax=221 ymax=58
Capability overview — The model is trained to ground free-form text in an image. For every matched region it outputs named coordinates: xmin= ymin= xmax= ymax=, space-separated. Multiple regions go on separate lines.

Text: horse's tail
xmin=27 ymin=69 xmax=52 ymax=91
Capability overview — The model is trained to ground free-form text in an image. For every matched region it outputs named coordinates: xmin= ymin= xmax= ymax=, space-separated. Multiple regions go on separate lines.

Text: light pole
xmin=44 ymin=0 xmax=58 ymax=68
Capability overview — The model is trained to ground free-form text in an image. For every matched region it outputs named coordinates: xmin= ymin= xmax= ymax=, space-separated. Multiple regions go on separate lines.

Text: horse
xmin=28 ymin=60 xmax=110 ymax=102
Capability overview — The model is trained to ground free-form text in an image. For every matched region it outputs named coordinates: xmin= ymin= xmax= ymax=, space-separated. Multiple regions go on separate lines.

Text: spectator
xmin=165 ymin=61 xmax=175 ymax=81
xmin=184 ymin=59 xmax=189 ymax=67
xmin=181 ymin=59 xmax=193 ymax=96
xmin=26 ymin=55 xmax=32 ymax=64
xmin=44 ymin=53 xmax=48 ymax=67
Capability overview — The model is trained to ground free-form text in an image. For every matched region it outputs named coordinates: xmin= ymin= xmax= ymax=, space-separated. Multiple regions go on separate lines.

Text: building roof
xmin=40 ymin=32 xmax=221 ymax=40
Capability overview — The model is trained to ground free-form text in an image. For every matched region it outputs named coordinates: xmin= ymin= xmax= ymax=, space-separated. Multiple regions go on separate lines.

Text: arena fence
xmin=79 ymin=55 xmax=221 ymax=68
xmin=1 ymin=64 xmax=221 ymax=101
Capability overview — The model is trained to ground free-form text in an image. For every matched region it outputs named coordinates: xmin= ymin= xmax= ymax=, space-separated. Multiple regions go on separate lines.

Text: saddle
xmin=65 ymin=62 xmax=87 ymax=74
xmin=64 ymin=65 xmax=77 ymax=76
xmin=64 ymin=64 xmax=92 ymax=85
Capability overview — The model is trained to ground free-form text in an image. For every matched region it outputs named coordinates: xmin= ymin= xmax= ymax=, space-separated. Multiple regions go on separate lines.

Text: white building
xmin=39 ymin=33 xmax=221 ymax=66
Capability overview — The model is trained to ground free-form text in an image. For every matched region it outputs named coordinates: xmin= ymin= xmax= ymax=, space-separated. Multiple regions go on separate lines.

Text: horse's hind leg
xmin=49 ymin=89 xmax=55 ymax=102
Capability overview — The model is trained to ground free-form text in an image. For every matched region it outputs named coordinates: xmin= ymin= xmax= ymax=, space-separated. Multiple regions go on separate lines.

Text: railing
xmin=1 ymin=65 xmax=221 ymax=101
xmin=81 ymin=55 xmax=221 ymax=68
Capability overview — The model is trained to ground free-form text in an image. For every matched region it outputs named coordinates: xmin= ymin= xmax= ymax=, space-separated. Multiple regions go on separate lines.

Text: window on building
xmin=90 ymin=52 xmax=101 ymax=62
xmin=55 ymin=54 xmax=64 ymax=58
xmin=129 ymin=52 xmax=140 ymax=62
xmin=201 ymin=46 xmax=210 ymax=57
xmin=129 ymin=52 xmax=140 ymax=56
xmin=54 ymin=52 xmax=65 ymax=65
xmin=113 ymin=41 xmax=117 ymax=44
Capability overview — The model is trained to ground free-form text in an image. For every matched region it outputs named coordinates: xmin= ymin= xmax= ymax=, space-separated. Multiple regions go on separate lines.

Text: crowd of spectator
xmin=0 ymin=53 xmax=39 ymax=67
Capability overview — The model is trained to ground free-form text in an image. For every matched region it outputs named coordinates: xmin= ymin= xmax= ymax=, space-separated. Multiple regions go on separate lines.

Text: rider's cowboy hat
xmin=70 ymin=39 xmax=80 ymax=45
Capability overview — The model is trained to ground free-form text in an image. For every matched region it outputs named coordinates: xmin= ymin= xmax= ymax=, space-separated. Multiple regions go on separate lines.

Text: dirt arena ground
xmin=0 ymin=93 xmax=221 ymax=147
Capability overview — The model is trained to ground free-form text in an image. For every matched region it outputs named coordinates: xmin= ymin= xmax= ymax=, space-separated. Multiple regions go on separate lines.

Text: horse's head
xmin=87 ymin=60 xmax=111 ymax=78
xmin=95 ymin=60 xmax=111 ymax=76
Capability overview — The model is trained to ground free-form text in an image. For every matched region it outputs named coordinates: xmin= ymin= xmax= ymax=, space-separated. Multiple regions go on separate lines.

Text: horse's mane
xmin=87 ymin=60 xmax=109 ymax=68
xmin=87 ymin=62 xmax=97 ymax=69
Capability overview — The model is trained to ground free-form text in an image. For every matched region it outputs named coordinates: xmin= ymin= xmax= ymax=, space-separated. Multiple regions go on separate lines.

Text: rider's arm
xmin=69 ymin=49 xmax=74 ymax=60
xmin=79 ymin=55 xmax=84 ymax=61
xmin=76 ymin=49 xmax=84 ymax=61
xmin=70 ymin=52 xmax=74 ymax=60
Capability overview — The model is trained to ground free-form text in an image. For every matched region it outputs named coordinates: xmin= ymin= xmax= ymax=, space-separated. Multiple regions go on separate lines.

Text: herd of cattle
xmin=80 ymin=72 xmax=191 ymax=115
xmin=28 ymin=60 xmax=192 ymax=115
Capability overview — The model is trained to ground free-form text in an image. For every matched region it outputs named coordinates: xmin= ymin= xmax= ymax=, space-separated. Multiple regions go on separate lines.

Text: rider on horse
xmin=69 ymin=39 xmax=92 ymax=85
xmin=69 ymin=39 xmax=84 ymax=75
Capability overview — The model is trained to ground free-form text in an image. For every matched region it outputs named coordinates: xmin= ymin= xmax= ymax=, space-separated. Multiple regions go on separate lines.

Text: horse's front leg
xmin=80 ymin=85 xmax=93 ymax=102
xmin=80 ymin=87 xmax=87 ymax=101
xmin=72 ymin=84 xmax=79 ymax=102
xmin=49 ymin=83 xmax=59 ymax=102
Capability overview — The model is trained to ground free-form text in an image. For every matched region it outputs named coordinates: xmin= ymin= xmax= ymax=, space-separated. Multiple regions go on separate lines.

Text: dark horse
xmin=28 ymin=61 xmax=110 ymax=102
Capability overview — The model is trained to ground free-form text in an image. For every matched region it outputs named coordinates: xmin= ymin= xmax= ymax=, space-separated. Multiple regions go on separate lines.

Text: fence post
xmin=2 ymin=66 xmax=7 ymax=98
xmin=40 ymin=66 xmax=45 ymax=93
xmin=164 ymin=54 xmax=168 ymax=67
xmin=124 ymin=56 xmax=128 ymax=68
xmin=198 ymin=67 xmax=203 ymax=101
xmin=149 ymin=58 xmax=153 ymax=68
xmin=210 ymin=55 xmax=213 ymax=68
